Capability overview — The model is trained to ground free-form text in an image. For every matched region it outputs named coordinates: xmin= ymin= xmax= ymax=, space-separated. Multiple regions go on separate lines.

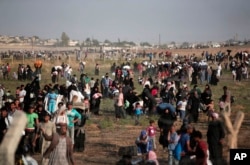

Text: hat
xmin=212 ymin=113 xmax=219 ymax=119
xmin=140 ymin=130 xmax=147 ymax=137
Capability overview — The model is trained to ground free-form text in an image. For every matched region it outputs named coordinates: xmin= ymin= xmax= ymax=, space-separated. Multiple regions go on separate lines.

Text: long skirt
xmin=74 ymin=129 xmax=85 ymax=152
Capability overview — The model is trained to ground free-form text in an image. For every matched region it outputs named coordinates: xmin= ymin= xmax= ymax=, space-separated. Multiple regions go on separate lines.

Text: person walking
xmin=134 ymin=102 xmax=143 ymax=125
xmin=188 ymin=91 xmax=200 ymax=123
xmin=193 ymin=131 xmax=208 ymax=165
xmin=25 ymin=104 xmax=39 ymax=154
xmin=146 ymin=120 xmax=158 ymax=151
xmin=177 ymin=96 xmax=188 ymax=122
xmin=37 ymin=112 xmax=56 ymax=165
xmin=207 ymin=113 xmax=225 ymax=165
xmin=54 ymin=106 xmax=69 ymax=133
xmin=41 ymin=123 xmax=75 ymax=165
xmin=114 ymin=87 xmax=126 ymax=121
xmin=66 ymin=102 xmax=81 ymax=149
xmin=47 ymin=89 xmax=58 ymax=115
xmin=0 ymin=107 xmax=9 ymax=143
xmin=167 ymin=125 xmax=179 ymax=165
xmin=221 ymin=86 xmax=231 ymax=115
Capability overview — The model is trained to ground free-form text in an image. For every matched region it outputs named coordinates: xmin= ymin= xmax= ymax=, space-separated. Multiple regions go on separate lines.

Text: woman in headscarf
xmin=90 ymin=86 xmax=102 ymax=115
xmin=146 ymin=150 xmax=159 ymax=165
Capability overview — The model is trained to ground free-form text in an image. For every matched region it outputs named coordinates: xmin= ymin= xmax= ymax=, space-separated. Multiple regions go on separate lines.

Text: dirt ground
xmin=32 ymin=110 xmax=250 ymax=165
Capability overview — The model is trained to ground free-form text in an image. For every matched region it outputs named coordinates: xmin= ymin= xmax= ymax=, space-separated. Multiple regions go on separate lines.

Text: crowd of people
xmin=0 ymin=49 xmax=248 ymax=165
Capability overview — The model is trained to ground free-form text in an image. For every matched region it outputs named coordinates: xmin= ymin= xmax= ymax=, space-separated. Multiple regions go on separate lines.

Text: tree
xmin=140 ymin=42 xmax=151 ymax=47
xmin=170 ymin=41 xmax=176 ymax=45
xmin=92 ymin=39 xmax=99 ymax=46
xmin=181 ymin=42 xmax=189 ymax=49
xmin=61 ymin=32 xmax=70 ymax=46
xmin=104 ymin=39 xmax=111 ymax=43
xmin=33 ymin=35 xmax=40 ymax=40
xmin=85 ymin=38 xmax=91 ymax=47
xmin=127 ymin=41 xmax=136 ymax=46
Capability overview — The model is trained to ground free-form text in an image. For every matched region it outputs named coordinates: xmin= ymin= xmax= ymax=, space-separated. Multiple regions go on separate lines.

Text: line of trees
xmin=60 ymin=32 xmax=139 ymax=47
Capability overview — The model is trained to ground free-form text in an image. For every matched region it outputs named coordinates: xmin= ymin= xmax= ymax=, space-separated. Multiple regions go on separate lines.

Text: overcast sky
xmin=0 ymin=0 xmax=249 ymax=44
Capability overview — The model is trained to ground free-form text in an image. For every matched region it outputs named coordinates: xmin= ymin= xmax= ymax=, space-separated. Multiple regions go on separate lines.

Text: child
xmin=47 ymin=89 xmax=58 ymax=115
xmin=13 ymin=72 xmax=18 ymax=80
xmin=206 ymin=100 xmax=215 ymax=122
xmin=134 ymin=102 xmax=142 ymax=125
xmin=177 ymin=97 xmax=187 ymax=121
xmin=167 ymin=125 xmax=179 ymax=165
xmin=219 ymin=98 xmax=225 ymax=112
xmin=146 ymin=120 xmax=158 ymax=151
xmin=193 ymin=131 xmax=208 ymax=165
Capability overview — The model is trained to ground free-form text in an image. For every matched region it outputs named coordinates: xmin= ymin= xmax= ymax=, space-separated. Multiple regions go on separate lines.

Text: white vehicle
xmin=212 ymin=43 xmax=221 ymax=48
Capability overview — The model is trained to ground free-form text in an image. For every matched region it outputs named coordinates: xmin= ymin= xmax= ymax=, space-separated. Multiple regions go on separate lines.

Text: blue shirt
xmin=168 ymin=132 xmax=179 ymax=151
xmin=66 ymin=109 xmax=81 ymax=128
xmin=179 ymin=133 xmax=190 ymax=153
xmin=135 ymin=108 xmax=142 ymax=115
xmin=102 ymin=77 xmax=110 ymax=87
xmin=48 ymin=93 xmax=57 ymax=103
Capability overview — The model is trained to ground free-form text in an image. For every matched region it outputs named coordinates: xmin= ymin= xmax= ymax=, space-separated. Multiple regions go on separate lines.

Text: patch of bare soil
xmin=32 ymin=111 xmax=250 ymax=165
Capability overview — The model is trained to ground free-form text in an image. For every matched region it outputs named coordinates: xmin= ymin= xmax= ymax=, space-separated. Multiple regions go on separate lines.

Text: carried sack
xmin=173 ymin=142 xmax=182 ymax=161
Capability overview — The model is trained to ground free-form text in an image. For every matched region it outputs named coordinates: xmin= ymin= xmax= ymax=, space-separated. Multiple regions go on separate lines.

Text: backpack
xmin=173 ymin=142 xmax=182 ymax=161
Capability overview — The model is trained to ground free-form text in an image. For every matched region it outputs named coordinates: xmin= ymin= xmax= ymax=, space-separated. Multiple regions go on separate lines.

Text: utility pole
xmin=158 ymin=34 xmax=161 ymax=48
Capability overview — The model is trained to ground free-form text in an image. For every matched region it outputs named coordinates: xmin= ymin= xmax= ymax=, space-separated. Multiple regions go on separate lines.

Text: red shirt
xmin=195 ymin=140 xmax=208 ymax=159
xmin=147 ymin=126 xmax=157 ymax=137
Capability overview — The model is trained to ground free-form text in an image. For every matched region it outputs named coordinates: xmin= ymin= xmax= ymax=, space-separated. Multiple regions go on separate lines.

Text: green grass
xmin=97 ymin=116 xmax=114 ymax=129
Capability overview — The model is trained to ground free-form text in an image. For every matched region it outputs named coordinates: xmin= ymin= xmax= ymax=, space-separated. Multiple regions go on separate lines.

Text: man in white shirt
xmin=177 ymin=97 xmax=188 ymax=121
xmin=19 ymin=85 xmax=26 ymax=103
